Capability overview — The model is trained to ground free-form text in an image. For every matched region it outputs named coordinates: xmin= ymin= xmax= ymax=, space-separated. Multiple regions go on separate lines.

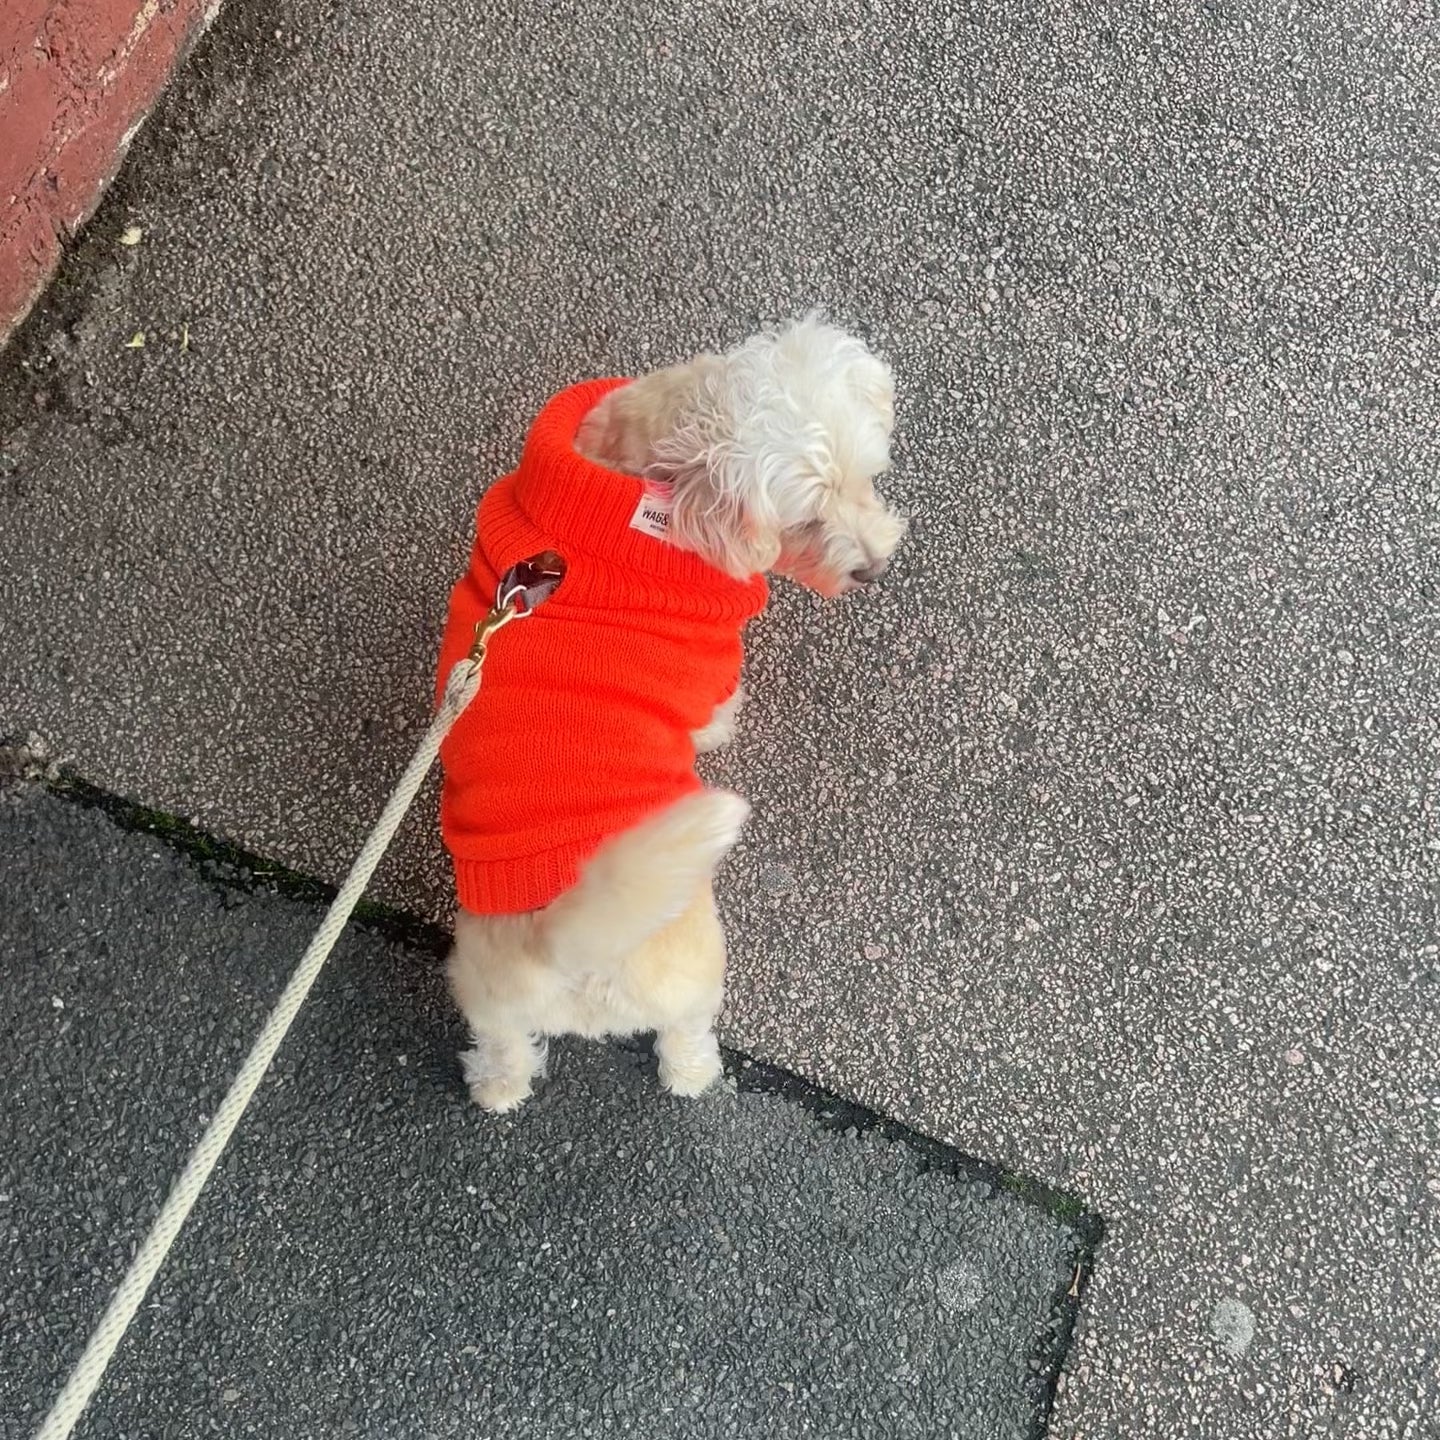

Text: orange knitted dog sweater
xmin=436 ymin=379 xmax=769 ymax=915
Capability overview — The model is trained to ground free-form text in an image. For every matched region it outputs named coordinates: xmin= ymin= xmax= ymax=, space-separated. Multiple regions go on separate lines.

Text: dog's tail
xmin=540 ymin=789 xmax=750 ymax=971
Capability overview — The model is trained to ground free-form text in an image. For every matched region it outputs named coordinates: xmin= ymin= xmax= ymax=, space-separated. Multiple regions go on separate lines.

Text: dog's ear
xmin=651 ymin=445 xmax=784 ymax=579
xmin=848 ymin=351 xmax=895 ymax=436
xmin=645 ymin=355 xmax=791 ymax=578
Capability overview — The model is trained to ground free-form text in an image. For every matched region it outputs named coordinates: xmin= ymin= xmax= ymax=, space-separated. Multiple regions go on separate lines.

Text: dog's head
xmin=649 ymin=316 xmax=907 ymax=595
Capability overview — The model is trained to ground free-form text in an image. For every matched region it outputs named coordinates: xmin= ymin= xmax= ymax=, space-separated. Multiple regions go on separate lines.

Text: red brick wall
xmin=0 ymin=0 xmax=215 ymax=344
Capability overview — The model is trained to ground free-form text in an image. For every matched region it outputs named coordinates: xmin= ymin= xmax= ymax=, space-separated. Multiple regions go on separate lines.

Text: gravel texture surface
xmin=1 ymin=783 xmax=1085 ymax=1439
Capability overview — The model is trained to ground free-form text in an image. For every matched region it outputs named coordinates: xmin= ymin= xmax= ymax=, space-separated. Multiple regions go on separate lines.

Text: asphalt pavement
xmin=1 ymin=780 xmax=1089 ymax=1439
xmin=1 ymin=1 xmax=1438 ymax=1435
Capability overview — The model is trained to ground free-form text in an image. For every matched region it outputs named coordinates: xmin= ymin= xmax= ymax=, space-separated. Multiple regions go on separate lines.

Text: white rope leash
xmin=33 ymin=657 xmax=483 ymax=1440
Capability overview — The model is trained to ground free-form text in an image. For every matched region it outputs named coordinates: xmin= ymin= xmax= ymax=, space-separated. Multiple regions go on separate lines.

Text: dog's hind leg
xmin=460 ymin=1029 xmax=548 ymax=1113
xmin=656 ymin=1021 xmax=723 ymax=1097
xmin=447 ymin=910 xmax=551 ymax=1113
xmin=625 ymin=884 xmax=729 ymax=1099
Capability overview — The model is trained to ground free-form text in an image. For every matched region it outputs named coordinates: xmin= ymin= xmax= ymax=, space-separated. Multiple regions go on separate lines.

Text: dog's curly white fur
xmin=446 ymin=316 xmax=905 ymax=1111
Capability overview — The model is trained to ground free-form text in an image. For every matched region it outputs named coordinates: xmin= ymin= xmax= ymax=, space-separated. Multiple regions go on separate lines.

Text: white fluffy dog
xmin=443 ymin=316 xmax=905 ymax=1111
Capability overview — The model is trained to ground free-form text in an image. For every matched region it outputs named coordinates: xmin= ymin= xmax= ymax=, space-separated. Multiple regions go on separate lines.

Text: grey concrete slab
xmin=2 ymin=1 xmax=1439 ymax=1436
xmin=0 ymin=781 xmax=1089 ymax=1439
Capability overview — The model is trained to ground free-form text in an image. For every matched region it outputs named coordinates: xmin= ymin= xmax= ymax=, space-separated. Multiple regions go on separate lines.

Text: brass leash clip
xmin=467 ymin=604 xmax=518 ymax=662
xmin=467 ymin=550 xmax=566 ymax=662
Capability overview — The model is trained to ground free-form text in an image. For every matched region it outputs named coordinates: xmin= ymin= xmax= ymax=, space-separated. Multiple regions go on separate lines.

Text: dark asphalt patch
xmin=1 ymin=780 xmax=1096 ymax=1439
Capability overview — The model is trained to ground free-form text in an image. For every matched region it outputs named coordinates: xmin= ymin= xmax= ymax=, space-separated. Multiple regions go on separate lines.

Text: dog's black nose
xmin=849 ymin=559 xmax=889 ymax=585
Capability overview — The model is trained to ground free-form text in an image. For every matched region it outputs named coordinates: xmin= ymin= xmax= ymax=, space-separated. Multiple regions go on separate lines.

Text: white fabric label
xmin=629 ymin=481 xmax=674 ymax=541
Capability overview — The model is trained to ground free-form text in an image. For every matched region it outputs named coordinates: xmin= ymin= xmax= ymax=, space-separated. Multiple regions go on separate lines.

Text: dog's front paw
xmin=691 ymin=688 xmax=744 ymax=754
xmin=656 ymin=1027 xmax=723 ymax=1098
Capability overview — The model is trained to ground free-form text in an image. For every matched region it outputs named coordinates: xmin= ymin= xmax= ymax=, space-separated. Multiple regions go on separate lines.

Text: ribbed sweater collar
xmin=485 ymin=378 xmax=768 ymax=619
